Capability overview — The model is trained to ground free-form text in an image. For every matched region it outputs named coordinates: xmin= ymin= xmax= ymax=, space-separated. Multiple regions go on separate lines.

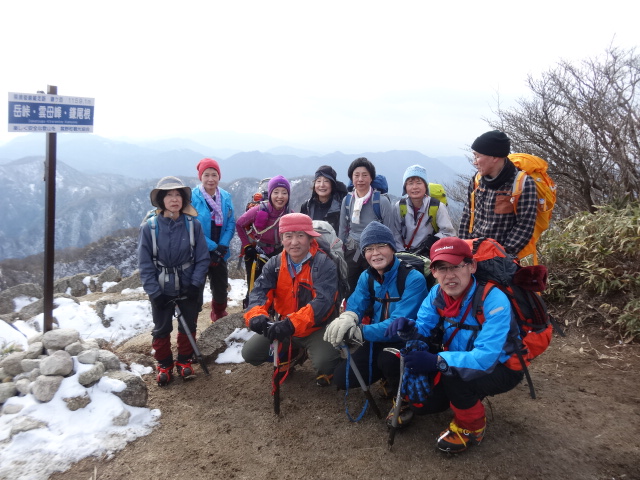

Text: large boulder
xmin=97 ymin=266 xmax=122 ymax=288
xmin=42 ymin=328 xmax=80 ymax=351
xmin=105 ymin=271 xmax=141 ymax=294
xmin=198 ymin=312 xmax=245 ymax=362
xmin=54 ymin=273 xmax=94 ymax=297
xmin=39 ymin=350 xmax=74 ymax=376
xmin=31 ymin=375 xmax=64 ymax=402
xmin=0 ymin=283 xmax=43 ymax=315
xmin=0 ymin=351 xmax=28 ymax=376
xmin=105 ymin=371 xmax=148 ymax=407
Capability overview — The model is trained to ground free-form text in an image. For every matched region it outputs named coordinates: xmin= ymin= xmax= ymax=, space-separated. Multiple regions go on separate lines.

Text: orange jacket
xmin=244 ymin=242 xmax=338 ymax=337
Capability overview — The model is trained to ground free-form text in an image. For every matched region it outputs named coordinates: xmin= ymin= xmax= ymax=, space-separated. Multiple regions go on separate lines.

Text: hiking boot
xmin=386 ymin=398 xmax=414 ymax=428
xmin=176 ymin=360 xmax=195 ymax=380
xmin=316 ymin=374 xmax=333 ymax=387
xmin=437 ymin=419 xmax=486 ymax=453
xmin=156 ymin=363 xmax=174 ymax=387
xmin=278 ymin=348 xmax=308 ymax=373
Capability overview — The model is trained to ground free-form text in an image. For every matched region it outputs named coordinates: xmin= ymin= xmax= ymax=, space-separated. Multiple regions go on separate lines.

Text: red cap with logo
xmin=430 ymin=237 xmax=473 ymax=264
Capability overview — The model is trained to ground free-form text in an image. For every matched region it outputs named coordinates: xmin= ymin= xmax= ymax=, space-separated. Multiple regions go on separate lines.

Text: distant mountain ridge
xmin=0 ymin=134 xmax=474 ymax=261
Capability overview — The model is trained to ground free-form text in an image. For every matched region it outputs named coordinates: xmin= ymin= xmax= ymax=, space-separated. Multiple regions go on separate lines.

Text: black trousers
xmin=207 ymin=259 xmax=228 ymax=304
xmin=411 ymin=363 xmax=524 ymax=413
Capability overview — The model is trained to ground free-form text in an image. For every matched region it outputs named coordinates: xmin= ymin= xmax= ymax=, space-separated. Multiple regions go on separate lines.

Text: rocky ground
xmin=50 ymin=304 xmax=640 ymax=480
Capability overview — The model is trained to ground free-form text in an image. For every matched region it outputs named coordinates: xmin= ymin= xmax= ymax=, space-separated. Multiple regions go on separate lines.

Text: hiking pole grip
xmin=174 ymin=299 xmax=210 ymax=376
xmin=345 ymin=345 xmax=382 ymax=419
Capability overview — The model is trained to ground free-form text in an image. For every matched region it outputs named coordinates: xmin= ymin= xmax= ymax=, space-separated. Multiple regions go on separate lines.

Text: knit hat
xmin=347 ymin=157 xmax=376 ymax=181
xmin=402 ymin=164 xmax=429 ymax=194
xmin=360 ymin=221 xmax=397 ymax=254
xmin=196 ymin=158 xmax=221 ymax=180
xmin=430 ymin=237 xmax=473 ymax=265
xmin=279 ymin=213 xmax=320 ymax=237
xmin=471 ymin=130 xmax=511 ymax=158
xmin=149 ymin=176 xmax=198 ymax=216
xmin=315 ymin=165 xmax=337 ymax=188
xmin=268 ymin=175 xmax=291 ymax=201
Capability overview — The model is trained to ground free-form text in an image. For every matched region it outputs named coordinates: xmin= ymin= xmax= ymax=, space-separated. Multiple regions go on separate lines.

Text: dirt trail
xmin=52 ymin=304 xmax=640 ymax=480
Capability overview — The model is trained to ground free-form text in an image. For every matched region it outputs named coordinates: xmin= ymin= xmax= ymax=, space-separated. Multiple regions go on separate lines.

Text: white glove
xmin=324 ymin=311 xmax=362 ymax=349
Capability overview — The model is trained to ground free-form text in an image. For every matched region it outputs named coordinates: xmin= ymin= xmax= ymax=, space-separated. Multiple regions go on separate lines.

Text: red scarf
xmin=440 ymin=282 xmax=473 ymax=318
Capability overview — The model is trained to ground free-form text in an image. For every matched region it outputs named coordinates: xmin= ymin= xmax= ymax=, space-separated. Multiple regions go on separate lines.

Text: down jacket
xmin=244 ymin=241 xmax=338 ymax=337
xmin=414 ymin=278 xmax=521 ymax=381
xmin=346 ymin=257 xmax=427 ymax=343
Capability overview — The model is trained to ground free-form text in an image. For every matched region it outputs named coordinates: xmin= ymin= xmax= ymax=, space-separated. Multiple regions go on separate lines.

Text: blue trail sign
xmin=8 ymin=92 xmax=95 ymax=132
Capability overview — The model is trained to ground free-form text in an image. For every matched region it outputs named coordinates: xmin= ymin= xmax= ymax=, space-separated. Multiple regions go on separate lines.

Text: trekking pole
xmin=383 ymin=347 xmax=404 ymax=450
xmin=174 ymin=297 xmax=210 ymax=376
xmin=272 ymin=337 xmax=281 ymax=416
xmin=343 ymin=342 xmax=382 ymax=419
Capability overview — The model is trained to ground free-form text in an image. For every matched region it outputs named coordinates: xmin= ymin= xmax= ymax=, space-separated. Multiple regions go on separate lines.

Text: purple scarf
xmin=200 ymin=185 xmax=223 ymax=226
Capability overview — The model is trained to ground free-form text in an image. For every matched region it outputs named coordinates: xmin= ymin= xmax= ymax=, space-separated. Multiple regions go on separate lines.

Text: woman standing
xmin=236 ymin=175 xmax=292 ymax=308
xmin=191 ymin=158 xmax=236 ymax=323
xmin=300 ymin=165 xmax=347 ymax=234
xmin=392 ymin=164 xmax=455 ymax=257
xmin=339 ymin=157 xmax=393 ymax=294
xmin=138 ymin=176 xmax=210 ymax=386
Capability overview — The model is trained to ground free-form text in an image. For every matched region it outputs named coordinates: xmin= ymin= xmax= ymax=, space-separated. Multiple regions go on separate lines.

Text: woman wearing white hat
xmin=138 ymin=176 xmax=210 ymax=386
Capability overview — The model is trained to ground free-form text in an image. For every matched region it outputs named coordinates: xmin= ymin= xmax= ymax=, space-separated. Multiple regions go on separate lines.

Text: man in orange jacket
xmin=242 ymin=213 xmax=341 ymax=386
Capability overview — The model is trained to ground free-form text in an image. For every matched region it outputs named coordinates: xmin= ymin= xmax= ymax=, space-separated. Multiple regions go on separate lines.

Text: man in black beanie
xmin=458 ymin=130 xmax=538 ymax=256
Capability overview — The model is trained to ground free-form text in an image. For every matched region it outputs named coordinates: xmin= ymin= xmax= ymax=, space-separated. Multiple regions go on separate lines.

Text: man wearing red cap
xmin=192 ymin=158 xmax=236 ymax=323
xmin=242 ymin=213 xmax=341 ymax=386
xmin=386 ymin=236 xmax=524 ymax=454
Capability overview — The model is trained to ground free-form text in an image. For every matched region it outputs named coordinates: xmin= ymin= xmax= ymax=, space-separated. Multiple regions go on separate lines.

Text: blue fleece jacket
xmin=191 ymin=186 xmax=236 ymax=260
xmin=346 ymin=257 xmax=427 ymax=342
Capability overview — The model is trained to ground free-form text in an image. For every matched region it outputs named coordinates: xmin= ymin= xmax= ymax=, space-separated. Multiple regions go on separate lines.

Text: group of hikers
xmin=138 ymin=129 xmax=542 ymax=454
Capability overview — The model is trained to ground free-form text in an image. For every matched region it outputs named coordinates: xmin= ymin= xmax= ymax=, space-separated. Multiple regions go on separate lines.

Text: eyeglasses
xmin=363 ymin=243 xmax=390 ymax=254
xmin=431 ymin=263 xmax=470 ymax=274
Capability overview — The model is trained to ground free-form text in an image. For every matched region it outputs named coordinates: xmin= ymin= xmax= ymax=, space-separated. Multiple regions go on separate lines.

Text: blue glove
xmin=385 ymin=317 xmax=417 ymax=339
xmin=265 ymin=318 xmax=295 ymax=342
xmin=249 ymin=315 xmax=270 ymax=335
xmin=404 ymin=350 xmax=439 ymax=374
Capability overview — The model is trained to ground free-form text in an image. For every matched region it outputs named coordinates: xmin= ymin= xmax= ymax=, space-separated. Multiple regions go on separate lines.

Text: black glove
xmin=185 ymin=284 xmax=200 ymax=300
xmin=404 ymin=350 xmax=439 ymax=374
xmin=384 ymin=317 xmax=417 ymax=340
xmin=210 ymin=250 xmax=223 ymax=266
xmin=151 ymin=294 xmax=173 ymax=309
xmin=249 ymin=315 xmax=270 ymax=335
xmin=215 ymin=245 xmax=228 ymax=257
xmin=244 ymin=245 xmax=257 ymax=261
xmin=265 ymin=318 xmax=295 ymax=342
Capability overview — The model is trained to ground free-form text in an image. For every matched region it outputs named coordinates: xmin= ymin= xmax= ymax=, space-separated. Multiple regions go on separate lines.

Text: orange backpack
xmin=464 ymin=238 xmax=555 ymax=399
xmin=469 ymin=153 xmax=556 ymax=264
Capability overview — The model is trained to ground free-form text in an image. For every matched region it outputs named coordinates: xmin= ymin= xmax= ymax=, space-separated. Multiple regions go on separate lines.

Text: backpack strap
xmin=371 ymin=191 xmax=382 ymax=221
xmin=468 ymin=173 xmax=482 ymax=234
xmin=511 ymin=170 xmax=528 ymax=213
xmin=427 ymin=198 xmax=440 ymax=233
xmin=366 ymin=261 xmax=412 ymax=320
xmin=147 ymin=214 xmax=195 ymax=291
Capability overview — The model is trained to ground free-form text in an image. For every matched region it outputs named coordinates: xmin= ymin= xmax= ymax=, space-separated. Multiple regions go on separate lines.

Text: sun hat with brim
xmin=149 ymin=176 xmax=198 ymax=216
xmin=279 ymin=213 xmax=320 ymax=237
xmin=430 ymin=237 xmax=473 ymax=265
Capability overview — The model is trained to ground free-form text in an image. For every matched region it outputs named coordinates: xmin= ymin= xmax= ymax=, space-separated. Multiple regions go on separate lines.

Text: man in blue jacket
xmin=324 ymin=221 xmax=427 ymax=425
xmin=386 ymin=237 xmax=524 ymax=453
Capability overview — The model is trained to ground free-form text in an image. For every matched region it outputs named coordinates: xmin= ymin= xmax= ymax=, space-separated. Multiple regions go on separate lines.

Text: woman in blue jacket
xmin=386 ymin=237 xmax=524 ymax=454
xmin=138 ymin=176 xmax=210 ymax=386
xmin=324 ymin=222 xmax=427 ymax=419
xmin=191 ymin=158 xmax=236 ymax=323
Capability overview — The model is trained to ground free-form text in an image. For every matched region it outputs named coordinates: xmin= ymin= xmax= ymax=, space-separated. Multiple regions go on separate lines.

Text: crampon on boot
xmin=156 ymin=363 xmax=174 ymax=387
xmin=176 ymin=360 xmax=195 ymax=380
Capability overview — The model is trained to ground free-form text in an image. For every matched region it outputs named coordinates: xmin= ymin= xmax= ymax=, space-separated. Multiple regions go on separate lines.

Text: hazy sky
xmin=1 ymin=1 xmax=638 ymax=156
